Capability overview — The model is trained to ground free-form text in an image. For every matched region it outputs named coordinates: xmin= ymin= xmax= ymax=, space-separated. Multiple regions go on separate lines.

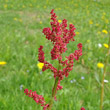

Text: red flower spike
xmin=38 ymin=46 xmax=45 ymax=63
xmin=43 ymin=104 xmax=49 ymax=110
xmin=24 ymin=9 xmax=83 ymax=110
xmin=42 ymin=8 xmax=82 ymax=97
xmin=24 ymin=89 xmax=49 ymax=109
xmin=81 ymin=107 xmax=85 ymax=110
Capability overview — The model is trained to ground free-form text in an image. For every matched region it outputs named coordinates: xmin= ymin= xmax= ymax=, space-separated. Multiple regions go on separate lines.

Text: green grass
xmin=0 ymin=0 xmax=110 ymax=110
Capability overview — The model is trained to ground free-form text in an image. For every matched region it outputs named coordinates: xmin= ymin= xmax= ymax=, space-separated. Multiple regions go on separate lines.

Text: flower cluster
xmin=25 ymin=9 xmax=82 ymax=110
xmin=39 ymin=9 xmax=82 ymax=82
xmin=38 ymin=9 xmax=82 ymax=99
xmin=43 ymin=9 xmax=76 ymax=61
xmin=24 ymin=89 xmax=49 ymax=110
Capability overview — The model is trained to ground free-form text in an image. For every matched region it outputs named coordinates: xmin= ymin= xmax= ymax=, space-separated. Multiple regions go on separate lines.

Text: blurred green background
xmin=0 ymin=0 xmax=110 ymax=110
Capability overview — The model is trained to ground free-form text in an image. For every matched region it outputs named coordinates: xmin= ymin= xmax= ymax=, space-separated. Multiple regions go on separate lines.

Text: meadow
xmin=0 ymin=0 xmax=110 ymax=110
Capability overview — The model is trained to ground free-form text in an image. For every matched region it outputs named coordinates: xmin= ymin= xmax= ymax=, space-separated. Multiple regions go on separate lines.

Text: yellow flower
xmin=96 ymin=23 xmax=99 ymax=26
xmin=19 ymin=19 xmax=22 ymax=22
xmin=37 ymin=62 xmax=44 ymax=69
xmin=76 ymin=32 xmax=80 ymax=35
xmin=102 ymin=29 xmax=108 ymax=34
xmin=97 ymin=63 xmax=104 ymax=68
xmin=44 ymin=6 xmax=46 ymax=8
xmin=103 ymin=43 xmax=109 ymax=48
xmin=0 ymin=61 xmax=7 ymax=65
xmin=89 ymin=20 xmax=93 ymax=24
xmin=58 ymin=8 xmax=61 ymax=10
xmin=103 ymin=12 xmax=106 ymax=15
xmin=97 ymin=31 xmax=101 ymax=34
xmin=55 ymin=8 xmax=58 ymax=11
xmin=4 ymin=4 xmax=7 ymax=8
xmin=40 ymin=21 xmax=42 ymax=24
xmin=101 ymin=16 xmax=105 ymax=20
xmin=29 ymin=4 xmax=32 ymax=7
xmin=87 ymin=40 xmax=90 ymax=43
xmin=22 ymin=5 xmax=26 ymax=8
xmin=14 ymin=18 xmax=17 ymax=21
xmin=58 ymin=20 xmax=62 ymax=23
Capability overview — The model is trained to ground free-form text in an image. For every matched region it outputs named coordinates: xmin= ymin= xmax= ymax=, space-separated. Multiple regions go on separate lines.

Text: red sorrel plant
xmin=24 ymin=9 xmax=82 ymax=110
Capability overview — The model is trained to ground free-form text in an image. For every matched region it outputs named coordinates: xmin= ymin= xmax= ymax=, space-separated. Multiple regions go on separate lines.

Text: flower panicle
xmin=25 ymin=9 xmax=83 ymax=110
xmin=40 ymin=9 xmax=82 ymax=80
xmin=42 ymin=9 xmax=76 ymax=61
xmin=24 ymin=89 xmax=49 ymax=110
xmin=38 ymin=9 xmax=82 ymax=97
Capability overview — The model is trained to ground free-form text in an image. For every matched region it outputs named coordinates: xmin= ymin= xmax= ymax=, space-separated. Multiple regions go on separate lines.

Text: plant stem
xmin=48 ymin=77 xmax=59 ymax=110
xmin=100 ymin=34 xmax=110 ymax=110
xmin=48 ymin=62 xmax=61 ymax=110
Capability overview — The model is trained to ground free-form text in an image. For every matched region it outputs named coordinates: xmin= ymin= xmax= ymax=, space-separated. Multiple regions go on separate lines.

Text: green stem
xmin=100 ymin=34 xmax=110 ymax=110
xmin=48 ymin=62 xmax=61 ymax=110
xmin=48 ymin=77 xmax=59 ymax=110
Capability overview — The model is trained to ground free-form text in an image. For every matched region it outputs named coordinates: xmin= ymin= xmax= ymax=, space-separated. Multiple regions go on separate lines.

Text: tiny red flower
xmin=81 ymin=107 xmax=85 ymax=110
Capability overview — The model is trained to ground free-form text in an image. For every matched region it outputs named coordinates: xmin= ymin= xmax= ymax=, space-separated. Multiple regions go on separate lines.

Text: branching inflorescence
xmin=24 ymin=9 xmax=82 ymax=110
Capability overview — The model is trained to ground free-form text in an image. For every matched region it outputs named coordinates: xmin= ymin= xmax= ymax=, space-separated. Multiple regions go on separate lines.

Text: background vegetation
xmin=0 ymin=0 xmax=110 ymax=110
